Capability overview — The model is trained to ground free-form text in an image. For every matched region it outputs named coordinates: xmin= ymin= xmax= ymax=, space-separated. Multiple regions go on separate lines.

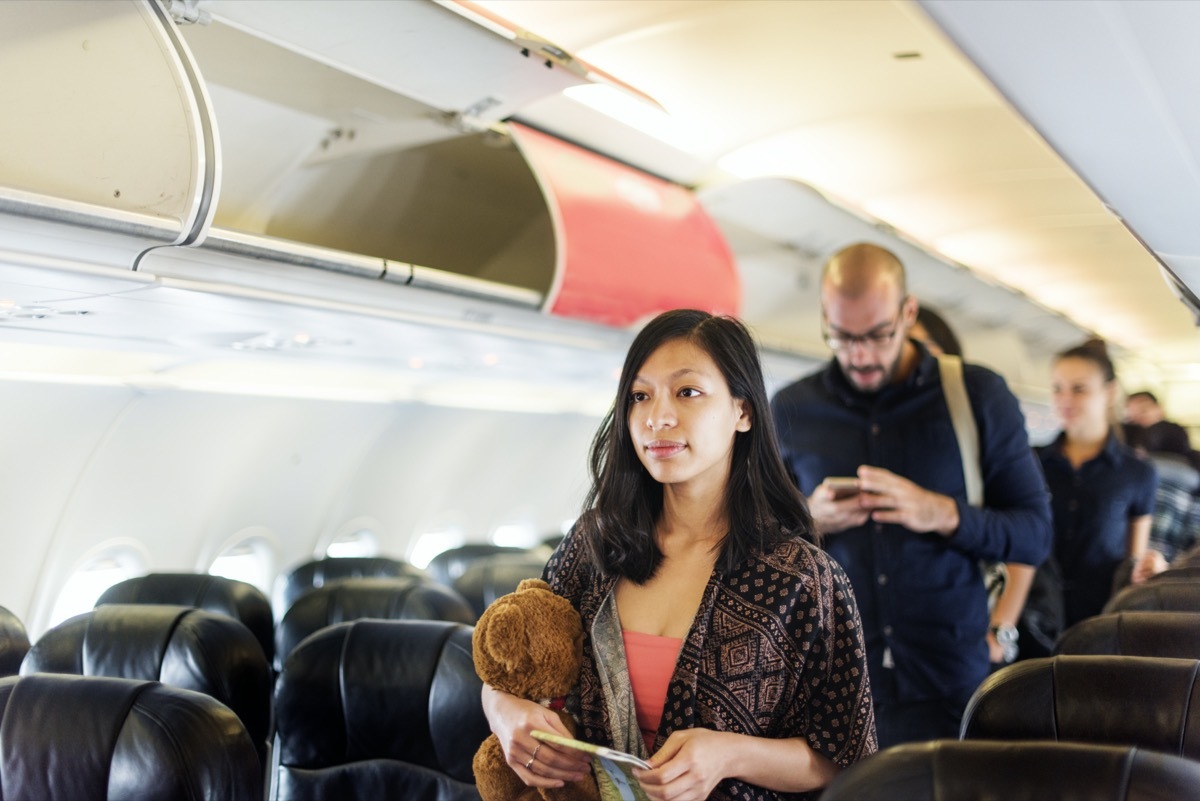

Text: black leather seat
xmin=23 ymin=604 xmax=271 ymax=763
xmin=0 ymin=605 xmax=29 ymax=677
xmin=452 ymin=551 xmax=550 ymax=619
xmin=274 ymin=577 xmax=474 ymax=670
xmin=961 ymin=655 xmax=1200 ymax=758
xmin=425 ymin=544 xmax=528 ymax=586
xmin=0 ymin=673 xmax=262 ymax=800
xmin=1152 ymin=565 xmax=1200 ymax=581
xmin=1104 ymin=577 xmax=1200 ymax=613
xmin=272 ymin=619 xmax=489 ymax=801
xmin=1054 ymin=611 xmax=1200 ymax=658
xmin=817 ymin=740 xmax=1200 ymax=801
xmin=280 ymin=556 xmax=427 ymax=613
xmin=96 ymin=572 xmax=274 ymax=664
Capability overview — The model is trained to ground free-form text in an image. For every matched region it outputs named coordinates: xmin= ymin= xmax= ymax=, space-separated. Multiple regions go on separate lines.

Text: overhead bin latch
xmin=162 ymin=0 xmax=211 ymax=26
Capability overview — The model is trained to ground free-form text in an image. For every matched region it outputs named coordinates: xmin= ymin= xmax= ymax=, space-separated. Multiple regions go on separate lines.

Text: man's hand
xmin=856 ymin=466 xmax=960 ymax=537
xmin=808 ymin=478 xmax=871 ymax=535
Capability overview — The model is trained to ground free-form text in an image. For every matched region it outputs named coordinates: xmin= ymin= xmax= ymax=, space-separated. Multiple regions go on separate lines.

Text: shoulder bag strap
xmin=937 ymin=354 xmax=983 ymax=507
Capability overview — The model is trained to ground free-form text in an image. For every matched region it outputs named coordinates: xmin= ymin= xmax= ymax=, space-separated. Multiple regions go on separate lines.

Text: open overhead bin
xmin=177 ymin=1 xmax=740 ymax=328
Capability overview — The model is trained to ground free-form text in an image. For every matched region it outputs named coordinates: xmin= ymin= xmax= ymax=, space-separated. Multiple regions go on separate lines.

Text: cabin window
xmin=48 ymin=549 xmax=145 ymax=629
xmin=325 ymin=529 xmax=379 ymax=559
xmin=209 ymin=537 xmax=274 ymax=594
xmin=408 ymin=526 xmax=464 ymax=569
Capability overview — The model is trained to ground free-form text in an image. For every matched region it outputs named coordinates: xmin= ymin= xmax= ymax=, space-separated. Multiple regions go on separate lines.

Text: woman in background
xmin=481 ymin=309 xmax=876 ymax=801
xmin=1037 ymin=339 xmax=1157 ymax=629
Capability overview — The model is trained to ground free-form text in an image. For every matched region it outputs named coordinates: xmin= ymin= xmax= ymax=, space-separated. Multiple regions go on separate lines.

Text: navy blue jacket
xmin=1037 ymin=432 xmax=1156 ymax=627
xmin=771 ymin=344 xmax=1052 ymax=704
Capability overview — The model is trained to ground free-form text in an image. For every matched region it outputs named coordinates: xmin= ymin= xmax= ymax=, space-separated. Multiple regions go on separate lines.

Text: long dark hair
xmin=579 ymin=309 xmax=814 ymax=582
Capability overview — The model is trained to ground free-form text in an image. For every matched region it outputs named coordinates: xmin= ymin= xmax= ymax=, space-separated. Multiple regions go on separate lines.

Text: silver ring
xmin=525 ymin=742 xmax=542 ymax=770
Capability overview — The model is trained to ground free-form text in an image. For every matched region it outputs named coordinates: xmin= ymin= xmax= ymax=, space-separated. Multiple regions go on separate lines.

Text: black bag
xmin=1017 ymin=556 xmax=1064 ymax=659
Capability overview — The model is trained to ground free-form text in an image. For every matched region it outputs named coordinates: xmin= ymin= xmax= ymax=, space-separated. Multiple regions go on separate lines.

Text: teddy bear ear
xmin=516 ymin=578 xmax=551 ymax=593
xmin=483 ymin=603 xmax=529 ymax=670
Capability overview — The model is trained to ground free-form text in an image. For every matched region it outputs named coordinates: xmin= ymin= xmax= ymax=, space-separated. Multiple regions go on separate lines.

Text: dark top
xmin=545 ymin=529 xmax=877 ymax=801
xmin=770 ymin=344 xmax=1052 ymax=705
xmin=1123 ymin=419 xmax=1192 ymax=459
xmin=1037 ymin=432 xmax=1157 ymax=626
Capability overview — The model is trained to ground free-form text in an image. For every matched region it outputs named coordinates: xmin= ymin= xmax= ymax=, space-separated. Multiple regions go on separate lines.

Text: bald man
xmin=771 ymin=243 xmax=1051 ymax=747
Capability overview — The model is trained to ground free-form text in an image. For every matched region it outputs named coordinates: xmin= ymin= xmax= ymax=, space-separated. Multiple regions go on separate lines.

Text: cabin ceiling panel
xmin=919 ymin=0 xmax=1200 ymax=362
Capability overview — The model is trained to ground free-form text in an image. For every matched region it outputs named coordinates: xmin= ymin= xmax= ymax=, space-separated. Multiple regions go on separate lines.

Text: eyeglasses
xmin=822 ymin=306 xmax=906 ymax=352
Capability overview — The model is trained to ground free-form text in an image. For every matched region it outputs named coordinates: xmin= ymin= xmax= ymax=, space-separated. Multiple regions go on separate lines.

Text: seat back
xmin=272 ymin=619 xmax=489 ymax=801
xmin=23 ymin=604 xmax=271 ymax=762
xmin=1055 ymin=611 xmax=1200 ymax=658
xmin=280 ymin=556 xmax=427 ymax=613
xmin=1152 ymin=565 xmax=1200 ymax=581
xmin=452 ymin=552 xmax=550 ymax=619
xmin=0 ymin=606 xmax=29 ymax=677
xmin=0 ymin=673 xmax=262 ymax=800
xmin=817 ymin=740 xmax=1200 ymax=801
xmin=961 ymin=655 xmax=1200 ymax=758
xmin=1104 ymin=579 xmax=1200 ymax=613
xmin=96 ymin=572 xmax=274 ymax=663
xmin=425 ymin=544 xmax=528 ymax=586
xmin=274 ymin=577 xmax=475 ymax=670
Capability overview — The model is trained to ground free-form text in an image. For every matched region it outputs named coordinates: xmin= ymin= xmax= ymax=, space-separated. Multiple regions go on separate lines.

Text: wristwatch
xmin=989 ymin=623 xmax=1019 ymax=663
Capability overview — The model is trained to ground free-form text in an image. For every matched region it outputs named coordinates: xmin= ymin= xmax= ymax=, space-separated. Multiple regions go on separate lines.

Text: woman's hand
xmin=635 ymin=729 xmax=838 ymax=798
xmin=635 ymin=729 xmax=733 ymax=801
xmin=481 ymin=685 xmax=591 ymax=788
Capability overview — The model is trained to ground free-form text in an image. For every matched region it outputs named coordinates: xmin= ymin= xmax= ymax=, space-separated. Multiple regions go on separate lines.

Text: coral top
xmin=622 ymin=631 xmax=683 ymax=755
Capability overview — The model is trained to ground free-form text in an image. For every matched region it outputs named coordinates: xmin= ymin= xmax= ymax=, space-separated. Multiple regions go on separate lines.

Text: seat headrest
xmin=1054 ymin=611 xmax=1200 ymax=659
xmin=452 ymin=552 xmax=550 ymax=618
xmin=0 ymin=673 xmax=261 ymax=800
xmin=274 ymin=619 xmax=489 ymax=785
xmin=961 ymin=655 xmax=1200 ymax=758
xmin=23 ymin=605 xmax=271 ymax=756
xmin=96 ymin=572 xmax=274 ymax=661
xmin=281 ymin=557 xmax=427 ymax=611
xmin=275 ymin=577 xmax=475 ymax=668
xmin=0 ymin=605 xmax=29 ymax=677
xmin=817 ymin=740 xmax=1200 ymax=801
xmin=425 ymin=545 xmax=528 ymax=585
xmin=1104 ymin=580 xmax=1200 ymax=614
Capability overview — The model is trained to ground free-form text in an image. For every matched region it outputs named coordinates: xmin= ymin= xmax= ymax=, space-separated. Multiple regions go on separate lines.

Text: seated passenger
xmin=481 ymin=310 xmax=876 ymax=800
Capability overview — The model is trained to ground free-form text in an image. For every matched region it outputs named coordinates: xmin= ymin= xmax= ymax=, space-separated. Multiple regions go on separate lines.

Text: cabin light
xmin=562 ymin=85 xmax=700 ymax=154
xmin=0 ymin=303 xmax=92 ymax=320
xmin=230 ymin=332 xmax=350 ymax=351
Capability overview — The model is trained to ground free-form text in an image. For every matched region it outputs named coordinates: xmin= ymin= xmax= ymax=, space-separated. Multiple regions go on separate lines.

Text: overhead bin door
xmin=511 ymin=123 xmax=740 ymax=327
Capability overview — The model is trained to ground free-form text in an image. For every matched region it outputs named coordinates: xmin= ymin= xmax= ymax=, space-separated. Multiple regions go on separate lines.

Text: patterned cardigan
xmin=544 ymin=529 xmax=877 ymax=801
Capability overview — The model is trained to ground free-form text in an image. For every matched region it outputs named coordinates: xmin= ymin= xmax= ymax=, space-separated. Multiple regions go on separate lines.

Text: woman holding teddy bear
xmin=482 ymin=309 xmax=877 ymax=800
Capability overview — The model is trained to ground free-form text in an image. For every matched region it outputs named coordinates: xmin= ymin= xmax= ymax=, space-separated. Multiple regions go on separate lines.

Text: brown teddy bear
xmin=472 ymin=578 xmax=599 ymax=801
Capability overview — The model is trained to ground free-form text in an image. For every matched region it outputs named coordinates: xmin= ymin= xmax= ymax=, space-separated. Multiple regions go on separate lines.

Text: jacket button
xmin=877 ymin=574 xmax=889 ymax=585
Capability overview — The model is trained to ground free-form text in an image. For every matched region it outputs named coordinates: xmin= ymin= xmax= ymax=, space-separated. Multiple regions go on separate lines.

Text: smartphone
xmin=825 ymin=477 xmax=861 ymax=499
